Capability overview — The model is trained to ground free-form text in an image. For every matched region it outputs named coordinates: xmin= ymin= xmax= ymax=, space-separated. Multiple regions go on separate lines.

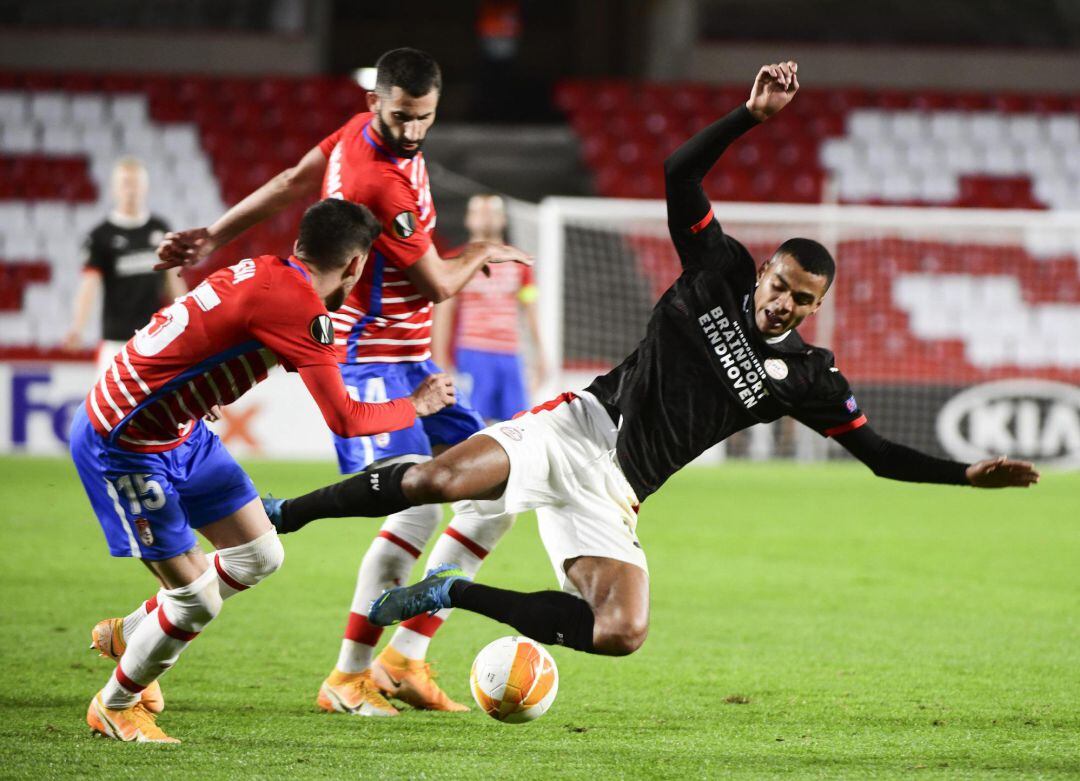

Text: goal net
xmin=524 ymin=199 xmax=1080 ymax=467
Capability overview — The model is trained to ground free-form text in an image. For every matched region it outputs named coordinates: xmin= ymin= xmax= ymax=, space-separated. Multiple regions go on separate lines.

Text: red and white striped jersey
xmin=455 ymin=258 xmax=535 ymax=354
xmin=318 ymin=112 xmax=437 ymax=364
xmin=86 ymin=255 xmax=341 ymax=453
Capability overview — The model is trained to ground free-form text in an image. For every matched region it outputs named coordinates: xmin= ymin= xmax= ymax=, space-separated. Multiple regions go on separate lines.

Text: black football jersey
xmin=82 ymin=214 xmax=171 ymax=341
xmin=587 ymin=216 xmax=865 ymax=502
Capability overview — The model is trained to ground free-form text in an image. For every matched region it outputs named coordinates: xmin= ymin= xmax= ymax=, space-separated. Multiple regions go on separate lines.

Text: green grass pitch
xmin=1 ymin=456 xmax=1077 ymax=779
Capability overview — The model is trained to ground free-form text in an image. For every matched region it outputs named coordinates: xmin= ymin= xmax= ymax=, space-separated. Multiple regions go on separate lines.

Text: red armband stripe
xmin=690 ymin=208 xmax=714 ymax=235
xmin=825 ymin=414 xmax=867 ymax=437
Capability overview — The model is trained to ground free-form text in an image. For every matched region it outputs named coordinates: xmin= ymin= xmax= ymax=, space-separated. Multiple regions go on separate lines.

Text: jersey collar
xmin=285 ymin=255 xmax=312 ymax=284
xmin=108 ymin=210 xmax=150 ymax=229
xmin=362 ymin=119 xmax=399 ymax=163
xmin=765 ymin=329 xmax=793 ymax=345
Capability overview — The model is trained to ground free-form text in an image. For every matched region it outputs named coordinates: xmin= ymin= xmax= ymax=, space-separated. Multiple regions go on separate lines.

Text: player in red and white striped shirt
xmin=157 ymin=50 xmax=529 ymax=715
xmin=73 ymin=200 xmax=454 ymax=742
xmin=432 ymin=194 xmax=548 ymax=423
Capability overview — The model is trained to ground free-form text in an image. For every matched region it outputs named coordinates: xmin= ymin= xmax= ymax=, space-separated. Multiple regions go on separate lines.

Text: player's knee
xmin=596 ymin=622 xmax=643 ymax=656
xmin=592 ymin=612 xmax=649 ymax=656
xmin=161 ymin=566 xmax=223 ymax=632
xmin=215 ymin=529 xmax=285 ymax=589
xmin=406 ymin=460 xmax=463 ymax=502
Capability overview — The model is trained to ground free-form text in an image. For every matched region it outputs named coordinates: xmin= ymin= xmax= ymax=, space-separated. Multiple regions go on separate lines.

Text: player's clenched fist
xmin=155 ymin=227 xmax=217 ymax=270
xmin=410 ymin=372 xmax=456 ymax=416
xmin=745 ymin=61 xmax=799 ymax=122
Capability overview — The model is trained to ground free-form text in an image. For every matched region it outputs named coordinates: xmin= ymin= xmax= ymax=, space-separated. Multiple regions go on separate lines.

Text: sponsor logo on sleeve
xmin=392 ymin=211 xmax=417 ymax=239
xmin=309 ymin=314 xmax=334 ymax=345
xmin=844 ymin=394 xmax=858 ymax=414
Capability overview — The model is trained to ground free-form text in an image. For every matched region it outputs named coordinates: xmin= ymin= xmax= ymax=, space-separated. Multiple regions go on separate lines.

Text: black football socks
xmin=278 ymin=462 xmax=413 ymax=533
xmin=449 ymin=580 xmax=596 ymax=653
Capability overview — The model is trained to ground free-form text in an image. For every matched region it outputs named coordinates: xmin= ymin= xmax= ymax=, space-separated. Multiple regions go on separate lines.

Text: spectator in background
xmin=64 ymin=157 xmax=185 ymax=372
xmin=432 ymin=193 xmax=547 ymax=422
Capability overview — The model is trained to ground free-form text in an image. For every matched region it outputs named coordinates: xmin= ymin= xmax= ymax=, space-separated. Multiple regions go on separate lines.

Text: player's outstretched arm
xmin=405 ymin=241 xmax=531 ymax=303
xmin=664 ymin=61 xmax=798 ymax=245
xmin=835 ymin=424 xmax=1040 ymax=488
xmin=297 ymin=364 xmax=454 ymax=438
xmin=155 ymin=146 xmax=328 ymax=270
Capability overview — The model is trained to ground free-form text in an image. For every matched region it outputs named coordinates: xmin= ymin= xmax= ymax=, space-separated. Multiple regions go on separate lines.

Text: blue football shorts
xmin=333 ymin=359 xmax=486 ymax=474
xmin=454 ymin=347 xmax=529 ymax=423
xmin=69 ymin=405 xmax=258 ymax=561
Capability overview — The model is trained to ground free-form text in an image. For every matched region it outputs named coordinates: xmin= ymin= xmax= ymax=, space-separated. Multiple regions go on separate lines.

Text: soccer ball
xmin=469 ymin=636 xmax=559 ymax=723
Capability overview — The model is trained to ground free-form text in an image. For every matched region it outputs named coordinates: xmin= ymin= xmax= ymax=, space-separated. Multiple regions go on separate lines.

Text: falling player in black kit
xmin=264 ymin=62 xmax=1040 ymax=656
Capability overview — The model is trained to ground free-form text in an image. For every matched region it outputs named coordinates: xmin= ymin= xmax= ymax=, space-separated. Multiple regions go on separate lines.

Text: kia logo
xmin=936 ymin=379 xmax=1080 ymax=468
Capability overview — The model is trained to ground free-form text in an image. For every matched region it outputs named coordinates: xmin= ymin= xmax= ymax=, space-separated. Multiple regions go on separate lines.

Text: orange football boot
xmin=86 ymin=692 xmax=179 ymax=743
xmin=317 ymin=669 xmax=400 ymax=717
xmin=371 ymin=646 xmax=469 ymax=712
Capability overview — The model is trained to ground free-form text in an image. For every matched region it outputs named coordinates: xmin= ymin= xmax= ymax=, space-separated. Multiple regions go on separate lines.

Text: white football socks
xmin=103 ymin=567 xmax=221 ymax=709
xmin=387 ymin=503 xmax=516 ymax=661
xmin=336 ymin=503 xmax=442 ymax=673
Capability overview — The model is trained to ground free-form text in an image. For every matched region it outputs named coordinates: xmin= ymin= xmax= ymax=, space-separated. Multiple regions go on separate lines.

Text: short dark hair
xmin=296 ymin=199 xmax=381 ymax=270
xmin=774 ymin=237 xmax=835 ymax=290
xmin=375 ymin=47 xmax=442 ymax=97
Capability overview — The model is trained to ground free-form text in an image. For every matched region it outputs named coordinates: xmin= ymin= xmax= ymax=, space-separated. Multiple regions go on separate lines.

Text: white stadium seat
xmin=69 ymin=95 xmax=109 ymax=127
xmin=28 ymin=92 xmax=70 ymax=125
xmin=0 ymin=121 xmax=39 ymax=153
xmin=40 ymin=124 xmax=81 ymax=155
xmin=0 ymin=91 xmax=27 ymax=123
xmin=109 ymin=95 xmax=149 ymax=127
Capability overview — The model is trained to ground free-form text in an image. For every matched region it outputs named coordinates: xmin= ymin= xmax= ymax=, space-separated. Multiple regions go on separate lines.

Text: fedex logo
xmin=1 ymin=365 xmax=98 ymax=453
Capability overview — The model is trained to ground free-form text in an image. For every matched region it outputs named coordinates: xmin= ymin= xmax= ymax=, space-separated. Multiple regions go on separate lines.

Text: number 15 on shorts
xmin=113 ymin=474 xmax=167 ymax=515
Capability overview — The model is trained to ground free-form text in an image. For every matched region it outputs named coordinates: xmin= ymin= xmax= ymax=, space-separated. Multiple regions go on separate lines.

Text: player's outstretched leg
xmin=374 ymin=502 xmax=516 ymax=712
xmin=266 ymin=462 xmax=416 ymax=534
xmin=370 ymin=556 xmax=649 ymax=656
xmin=267 ymin=435 xmax=512 ymax=534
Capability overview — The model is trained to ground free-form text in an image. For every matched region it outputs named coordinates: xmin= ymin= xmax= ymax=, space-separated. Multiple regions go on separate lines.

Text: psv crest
xmin=309 ymin=314 xmax=334 ymax=345
xmin=393 ymin=211 xmax=417 ymax=239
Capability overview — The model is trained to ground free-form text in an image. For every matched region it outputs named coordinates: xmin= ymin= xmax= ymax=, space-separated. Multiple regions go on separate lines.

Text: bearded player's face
xmin=368 ymin=86 xmax=439 ymax=159
xmin=753 ymin=253 xmax=828 ymax=336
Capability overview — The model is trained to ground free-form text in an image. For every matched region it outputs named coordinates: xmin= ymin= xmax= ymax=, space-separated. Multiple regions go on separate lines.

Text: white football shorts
xmin=459 ymin=390 xmax=647 ymax=595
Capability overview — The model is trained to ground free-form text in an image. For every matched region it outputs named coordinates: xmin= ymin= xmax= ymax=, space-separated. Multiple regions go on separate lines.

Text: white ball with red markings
xmin=469 ymin=636 xmax=559 ymax=723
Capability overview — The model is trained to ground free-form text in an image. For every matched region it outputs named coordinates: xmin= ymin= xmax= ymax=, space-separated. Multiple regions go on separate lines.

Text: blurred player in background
xmin=74 ymin=199 xmax=454 ymax=743
xmin=64 ymin=157 xmax=185 ymax=371
xmin=158 ymin=48 xmax=529 ymax=716
xmin=432 ymin=193 xmax=547 ymax=423
xmin=268 ymin=63 xmax=1041 ymax=661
